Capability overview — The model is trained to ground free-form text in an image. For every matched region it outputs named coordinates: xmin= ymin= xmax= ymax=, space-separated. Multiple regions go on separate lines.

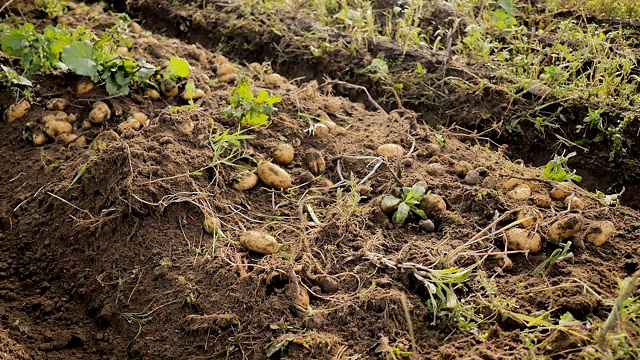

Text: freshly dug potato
xmin=76 ymin=78 xmax=94 ymax=94
xmin=239 ymin=230 xmax=280 ymax=255
xmin=145 ymin=89 xmax=161 ymax=100
xmin=584 ymin=221 xmax=616 ymax=246
xmin=376 ymin=143 xmax=405 ymax=158
xmin=203 ymin=215 xmax=221 ymax=235
xmin=56 ymin=133 xmax=79 ymax=144
xmin=314 ymin=123 xmax=330 ymax=138
xmin=89 ymin=102 xmax=111 ymax=124
xmin=66 ymin=113 xmax=77 ymax=124
xmin=32 ymin=131 xmax=48 ymax=146
xmin=90 ymin=130 xmax=120 ymax=151
xmin=232 ymin=171 xmax=259 ymax=191
xmin=550 ymin=182 xmax=573 ymax=200
xmin=45 ymin=98 xmax=68 ymax=111
xmin=45 ymin=120 xmax=72 ymax=138
xmin=264 ymin=73 xmax=287 ymax=86
xmin=419 ymin=193 xmax=446 ymax=216
xmin=498 ymin=255 xmax=513 ymax=270
xmin=508 ymin=184 xmax=531 ymax=201
xmin=504 ymin=178 xmax=534 ymax=191
xmin=161 ymin=79 xmax=179 ymax=97
xmin=423 ymin=143 xmax=442 ymax=157
xmin=248 ymin=62 xmax=263 ymax=75
xmin=257 ymin=162 xmax=292 ymax=189
xmin=217 ymin=63 xmax=234 ymax=77
xmin=532 ymin=194 xmax=552 ymax=208
xmin=504 ymin=228 xmax=542 ymax=253
xmin=565 ymin=196 xmax=585 ymax=210
xmin=81 ymin=120 xmax=92 ymax=130
xmin=323 ymin=98 xmax=341 ymax=113
xmin=42 ymin=111 xmax=68 ymax=124
xmin=131 ymin=112 xmax=148 ymax=126
xmin=117 ymin=118 xmax=141 ymax=133
xmin=304 ymin=149 xmax=326 ymax=175
xmin=548 ymin=214 xmax=584 ymax=241
xmin=517 ymin=208 xmax=541 ymax=228
xmin=181 ymin=88 xmax=206 ymax=101
xmin=426 ymin=163 xmax=446 ymax=176
xmin=454 ymin=161 xmax=473 ymax=176
xmin=319 ymin=117 xmax=337 ymax=132
xmin=219 ymin=73 xmax=237 ymax=84
xmin=272 ymin=143 xmax=294 ymax=166
xmin=116 ymin=46 xmax=128 ymax=56
xmin=4 ymin=99 xmax=30 ymax=123
xmin=130 ymin=21 xmax=143 ymax=34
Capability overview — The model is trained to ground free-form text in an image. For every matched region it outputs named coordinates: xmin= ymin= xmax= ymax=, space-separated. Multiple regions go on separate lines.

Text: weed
xmin=532 ymin=241 xmax=573 ymax=276
xmin=208 ymin=122 xmax=255 ymax=168
xmin=541 ymin=151 xmax=582 ymax=183
xmin=381 ymin=181 xmax=427 ymax=226
xmin=35 ymin=0 xmax=67 ymax=18
xmin=224 ymin=77 xmax=281 ymax=126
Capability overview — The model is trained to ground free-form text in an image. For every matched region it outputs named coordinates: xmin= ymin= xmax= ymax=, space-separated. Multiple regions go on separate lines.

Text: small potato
xmin=419 ymin=193 xmax=446 ymax=216
xmin=504 ymin=178 xmax=534 ymax=191
xmin=219 ymin=73 xmax=237 ymax=84
xmin=217 ymin=63 xmax=234 ymax=77
xmin=90 ymin=130 xmax=120 ymax=151
xmin=81 ymin=120 xmax=92 ymax=130
xmin=272 ymin=143 xmax=294 ymax=166
xmin=454 ymin=161 xmax=473 ymax=176
xmin=565 ymin=196 xmax=585 ymax=210
xmin=323 ymin=99 xmax=341 ymax=113
xmin=376 ymin=143 xmax=405 ymax=158
xmin=130 ymin=21 xmax=143 ymax=33
xmin=232 ymin=171 xmax=259 ymax=191
xmin=116 ymin=46 xmax=128 ymax=56
xmin=131 ymin=112 xmax=148 ymax=126
xmin=76 ymin=78 xmax=94 ymax=95
xmin=532 ymin=194 xmax=552 ymax=208
xmin=45 ymin=98 xmax=68 ymax=111
xmin=505 ymin=228 xmax=541 ymax=253
xmin=314 ymin=123 xmax=330 ymax=138
xmin=548 ymin=214 xmax=583 ymax=241
xmin=161 ymin=79 xmax=179 ymax=97
xmin=426 ymin=163 xmax=446 ymax=176
xmin=517 ymin=208 xmax=540 ymax=228
xmin=550 ymin=182 xmax=573 ymax=200
xmin=203 ymin=215 xmax=221 ymax=235
xmin=304 ymin=149 xmax=325 ymax=175
xmin=4 ymin=99 xmax=30 ymax=123
xmin=318 ymin=117 xmax=337 ymax=132
xmin=498 ymin=255 xmax=513 ymax=270
xmin=66 ymin=113 xmax=77 ymax=125
xmin=117 ymin=118 xmax=141 ymax=133
xmin=181 ymin=88 xmax=206 ymax=101
xmin=508 ymin=184 xmax=531 ymax=201
xmin=89 ymin=102 xmax=111 ymax=124
xmin=264 ymin=73 xmax=287 ymax=86
xmin=145 ymin=89 xmax=161 ymax=100
xmin=257 ymin=162 xmax=292 ymax=189
xmin=45 ymin=120 xmax=72 ymax=138
xmin=249 ymin=62 xmax=263 ymax=75
xmin=32 ymin=131 xmax=48 ymax=146
xmin=353 ymin=102 xmax=366 ymax=111
xmin=42 ymin=111 xmax=68 ymax=124
xmin=239 ymin=230 xmax=280 ymax=254
xmin=424 ymin=143 xmax=442 ymax=157
xmin=56 ymin=133 xmax=79 ymax=144
xmin=584 ymin=221 xmax=616 ymax=246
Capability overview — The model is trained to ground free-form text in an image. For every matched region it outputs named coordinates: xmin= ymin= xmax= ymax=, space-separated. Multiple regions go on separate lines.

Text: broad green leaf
xmin=62 ymin=41 xmax=98 ymax=77
xmin=412 ymin=209 xmax=427 ymax=219
xmin=166 ymin=56 xmax=190 ymax=78
xmin=0 ymin=31 xmax=29 ymax=56
xmin=498 ymin=0 xmax=515 ymax=15
xmin=392 ymin=202 xmax=410 ymax=225
xmin=411 ymin=181 xmax=426 ymax=197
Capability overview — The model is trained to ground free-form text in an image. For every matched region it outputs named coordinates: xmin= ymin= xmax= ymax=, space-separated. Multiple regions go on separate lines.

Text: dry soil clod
xmin=304 ymin=149 xmax=326 ymax=175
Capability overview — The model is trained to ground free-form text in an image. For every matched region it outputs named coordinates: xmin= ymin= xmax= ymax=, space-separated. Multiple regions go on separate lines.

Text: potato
xmin=464 ymin=170 xmax=481 ymax=185
xmin=145 ymin=89 xmax=161 ymax=100
xmin=4 ymin=99 xmax=30 ymax=123
xmin=181 ymin=88 xmax=206 ymax=101
xmin=264 ymin=73 xmax=287 ymax=86
xmin=42 ymin=111 xmax=68 ymax=124
xmin=217 ymin=63 xmax=234 ymax=77
xmin=66 ymin=113 xmax=77 ymax=125
xmin=76 ymin=78 xmax=94 ymax=94
xmin=584 ymin=221 xmax=616 ymax=246
xmin=71 ymin=135 xmax=86 ymax=147
xmin=565 ymin=196 xmax=585 ymax=210
xmin=424 ymin=143 xmax=442 ymax=157
xmin=117 ymin=118 xmax=141 ymax=133
xmin=249 ymin=62 xmax=263 ymax=75
xmin=203 ymin=215 xmax=221 ymax=235
xmin=376 ymin=143 xmax=405 ymax=158
xmin=56 ymin=133 xmax=79 ymax=144
xmin=257 ymin=162 xmax=292 ymax=189
xmin=32 ymin=131 xmax=48 ymax=146
xmin=319 ymin=117 xmax=337 ymax=132
xmin=314 ymin=123 xmax=330 ymax=138
xmin=550 ymin=182 xmax=573 ymax=200
xmin=419 ymin=193 xmax=446 ymax=216
xmin=239 ymin=230 xmax=280 ymax=254
xmin=426 ymin=163 xmax=446 ymax=176
xmin=532 ymin=194 xmax=552 ymax=208
xmin=304 ymin=149 xmax=325 ymax=175
xmin=45 ymin=98 xmax=68 ymax=111
xmin=45 ymin=120 xmax=72 ymax=138
xmin=504 ymin=228 xmax=542 ymax=253
xmin=454 ymin=161 xmax=473 ymax=176
xmin=323 ymin=98 xmax=341 ymax=113
xmin=89 ymin=102 xmax=111 ymax=124
xmin=272 ymin=143 xmax=294 ymax=166
xmin=232 ymin=171 xmax=259 ymax=191
xmin=548 ymin=214 xmax=583 ymax=241
xmin=90 ymin=130 xmax=120 ymax=151
xmin=81 ymin=120 xmax=92 ymax=130
xmin=517 ymin=208 xmax=540 ymax=228
xmin=316 ymin=178 xmax=333 ymax=187
xmin=130 ymin=21 xmax=143 ymax=34
xmin=131 ymin=112 xmax=148 ymax=126
xmin=161 ymin=79 xmax=179 ymax=97
xmin=508 ymin=184 xmax=531 ymax=201
xmin=498 ymin=255 xmax=513 ymax=270
xmin=504 ymin=178 xmax=534 ymax=191
xmin=116 ymin=46 xmax=128 ymax=56
xmin=219 ymin=73 xmax=237 ymax=84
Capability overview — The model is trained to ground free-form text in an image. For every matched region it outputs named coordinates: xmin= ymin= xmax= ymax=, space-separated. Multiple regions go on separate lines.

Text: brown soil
xmin=0 ymin=1 xmax=639 ymax=359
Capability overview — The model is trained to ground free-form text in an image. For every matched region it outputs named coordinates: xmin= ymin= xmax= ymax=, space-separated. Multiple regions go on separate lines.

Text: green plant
xmin=541 ymin=151 xmax=582 ymax=182
xmin=532 ymin=241 xmax=573 ymax=276
xmin=224 ymin=77 xmax=281 ymax=126
xmin=0 ymin=65 xmax=32 ymax=87
xmin=208 ymin=123 xmax=255 ymax=168
xmin=415 ymin=263 xmax=476 ymax=324
xmin=35 ymin=0 xmax=67 ymax=18
xmin=381 ymin=181 xmax=427 ymax=226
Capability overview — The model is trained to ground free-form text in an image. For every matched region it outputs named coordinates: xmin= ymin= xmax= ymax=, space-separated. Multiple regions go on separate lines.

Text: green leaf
xmin=0 ymin=31 xmax=29 ymax=56
xmin=498 ymin=0 xmax=515 ymax=16
xmin=62 ymin=41 xmax=98 ymax=77
xmin=412 ymin=208 xmax=427 ymax=219
xmin=411 ymin=181 xmax=426 ymax=197
xmin=392 ymin=202 xmax=410 ymax=225
xmin=166 ymin=56 xmax=190 ymax=78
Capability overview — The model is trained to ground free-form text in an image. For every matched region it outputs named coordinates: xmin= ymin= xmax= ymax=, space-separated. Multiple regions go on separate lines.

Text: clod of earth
xmin=548 ymin=214 xmax=584 ymax=241
xmin=419 ymin=219 xmax=435 ymax=232
xmin=4 ymin=99 xmax=30 ymax=123
xmin=303 ymin=149 xmax=326 ymax=175
xmin=423 ymin=143 xmax=442 ymax=157
xmin=419 ymin=193 xmax=446 ymax=217
xmin=504 ymin=228 xmax=542 ymax=253
xmin=426 ymin=163 xmax=445 ymax=176
xmin=464 ymin=170 xmax=481 ymax=185
xmin=585 ymin=221 xmax=616 ymax=246
xmin=239 ymin=231 xmax=280 ymax=255
xmin=257 ymin=161 xmax=292 ymax=189
xmin=89 ymin=130 xmax=120 ymax=152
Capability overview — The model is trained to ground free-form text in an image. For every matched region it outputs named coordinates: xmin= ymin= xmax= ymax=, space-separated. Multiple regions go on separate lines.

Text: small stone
xmin=419 ymin=219 xmax=435 ymax=232
xmin=464 ymin=170 xmax=481 ymax=185
xmin=481 ymin=176 xmax=497 ymax=189
xmin=318 ymin=277 xmax=339 ymax=294
xmin=474 ymin=167 xmax=489 ymax=177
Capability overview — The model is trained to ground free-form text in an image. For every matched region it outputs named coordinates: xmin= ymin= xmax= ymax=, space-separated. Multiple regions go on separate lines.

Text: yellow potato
xmin=272 ymin=143 xmax=294 ymax=166
xmin=45 ymin=98 xmax=68 ymax=111
xmin=56 ymin=133 xmax=79 ymax=144
xmin=264 ymin=73 xmax=287 ymax=86
xmin=318 ymin=116 xmax=337 ymax=132
xmin=584 ymin=221 xmax=615 ymax=246
xmin=203 ymin=215 xmax=221 ymax=235
xmin=117 ymin=118 xmax=141 ymax=133
xmin=4 ymin=99 xmax=30 ymax=123
xmin=130 ymin=21 xmax=143 ymax=34
xmin=564 ymin=196 xmax=585 ymax=210
xmin=498 ymin=255 xmax=513 ymax=270
xmin=257 ymin=162 xmax=292 ymax=189
xmin=76 ymin=78 xmax=94 ymax=95
xmin=323 ymin=98 xmax=341 ymax=113
xmin=426 ymin=163 xmax=446 ymax=176
xmin=145 ymin=89 xmax=161 ymax=100
xmin=45 ymin=120 xmax=72 ymax=138
xmin=548 ymin=214 xmax=583 ymax=241
xmin=532 ymin=193 xmax=552 ymax=208
xmin=115 ymin=46 xmax=128 ymax=56
xmin=66 ymin=113 xmax=77 ymax=125
xmin=181 ymin=88 xmax=206 ymax=101
xmin=81 ymin=120 xmax=92 ymax=130
xmin=314 ymin=123 xmax=330 ymax=138
xmin=517 ymin=208 xmax=541 ymax=228
xmin=32 ymin=131 xmax=48 ymax=146
xmin=508 ymin=184 xmax=531 ymax=201
xmin=504 ymin=178 xmax=534 ymax=191
xmin=419 ymin=193 xmax=447 ymax=216
xmin=232 ymin=171 xmax=259 ymax=191
xmin=550 ymin=182 xmax=573 ymax=200
xmin=248 ymin=62 xmax=263 ymax=75
xmin=131 ymin=112 xmax=148 ymax=126
xmin=217 ymin=63 xmax=234 ymax=77
xmin=304 ymin=149 xmax=325 ymax=175
xmin=376 ymin=143 xmax=405 ymax=158
xmin=239 ymin=230 xmax=279 ymax=254
xmin=161 ymin=79 xmax=179 ymax=97
xmin=42 ymin=111 xmax=68 ymax=124
xmin=424 ymin=143 xmax=442 ymax=157
xmin=89 ymin=102 xmax=111 ymax=124
xmin=505 ymin=228 xmax=541 ymax=253
xmin=454 ymin=161 xmax=473 ymax=176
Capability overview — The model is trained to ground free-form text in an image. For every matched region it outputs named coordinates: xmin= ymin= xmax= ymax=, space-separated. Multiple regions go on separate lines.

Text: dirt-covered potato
xmin=257 ymin=162 xmax=292 ymax=189
xmin=423 ymin=143 xmax=442 ymax=157
xmin=314 ymin=123 xmax=330 ymax=138
xmin=564 ymin=196 xmax=585 ymax=210
xmin=264 ymin=73 xmax=287 ymax=86
xmin=323 ymin=98 xmax=341 ymax=113
xmin=498 ymin=255 xmax=514 ymax=270
xmin=419 ymin=193 xmax=446 ymax=216
xmin=232 ymin=171 xmax=259 ymax=191
xmin=517 ymin=208 xmax=541 ymax=228
xmin=42 ymin=111 xmax=68 ymax=124
xmin=376 ymin=143 xmax=405 ymax=158
xmin=248 ymin=62 xmax=263 ymax=75
xmin=45 ymin=120 xmax=72 ymax=138
xmin=584 ymin=221 xmax=616 ymax=246
xmin=131 ymin=112 xmax=148 ymax=126
xmin=56 ymin=133 xmax=79 ymax=144
xmin=304 ymin=149 xmax=326 ymax=175
xmin=508 ymin=184 xmax=531 ymax=201
xmin=548 ymin=214 xmax=583 ymax=241
xmin=32 ymin=131 xmax=48 ymax=146
xmin=319 ymin=117 xmax=337 ymax=132
xmin=76 ymin=78 xmax=94 ymax=94
xmin=504 ymin=178 xmax=534 ymax=191
xmin=426 ymin=163 xmax=446 ymax=176
xmin=117 ymin=118 xmax=141 ymax=133
xmin=4 ymin=99 xmax=30 ymax=123
xmin=203 ymin=215 xmax=221 ymax=235
xmin=90 ymin=130 xmax=120 ymax=151
xmin=272 ymin=143 xmax=294 ymax=166
xmin=145 ymin=89 xmax=161 ymax=100
xmin=219 ymin=73 xmax=237 ymax=84
xmin=504 ymin=228 xmax=542 ymax=253
xmin=217 ymin=63 xmax=234 ymax=77
xmin=181 ymin=88 xmax=206 ymax=101
xmin=89 ymin=102 xmax=111 ymax=124
xmin=45 ymin=98 xmax=68 ymax=111
xmin=129 ymin=21 xmax=142 ymax=33
xmin=239 ymin=230 xmax=280 ymax=254
xmin=161 ymin=79 xmax=179 ymax=97
xmin=550 ymin=182 xmax=573 ymax=200
xmin=532 ymin=194 xmax=552 ymax=208
xmin=454 ymin=161 xmax=473 ymax=176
